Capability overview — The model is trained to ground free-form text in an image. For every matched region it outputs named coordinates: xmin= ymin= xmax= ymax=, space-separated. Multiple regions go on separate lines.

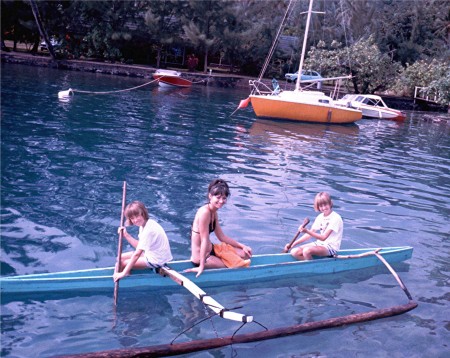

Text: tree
xmin=29 ymin=0 xmax=57 ymax=59
xmin=306 ymin=36 xmax=402 ymax=94
xmin=391 ymin=58 xmax=450 ymax=103
xmin=1 ymin=0 xmax=448 ymax=98
xmin=1 ymin=0 xmax=42 ymax=52
xmin=180 ymin=0 xmax=224 ymax=72
xmin=144 ymin=0 xmax=186 ymax=68
xmin=349 ymin=0 xmax=450 ymax=65
xmin=228 ymin=0 xmax=298 ymax=77
xmin=429 ymin=72 xmax=450 ymax=106
xmin=1 ymin=0 xmax=17 ymax=50
xmin=65 ymin=0 xmax=141 ymax=61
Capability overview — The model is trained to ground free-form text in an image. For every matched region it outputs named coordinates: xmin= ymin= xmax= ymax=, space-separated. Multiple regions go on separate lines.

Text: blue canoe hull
xmin=0 ymin=247 xmax=413 ymax=294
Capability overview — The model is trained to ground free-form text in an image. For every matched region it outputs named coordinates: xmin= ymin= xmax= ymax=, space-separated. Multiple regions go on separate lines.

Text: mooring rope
xmin=59 ymin=74 xmax=210 ymax=98
xmin=71 ymin=78 xmax=158 ymax=95
xmin=191 ymin=77 xmax=210 ymax=84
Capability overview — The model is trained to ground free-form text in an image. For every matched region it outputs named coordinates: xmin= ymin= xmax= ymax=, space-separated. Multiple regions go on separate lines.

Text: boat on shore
xmin=246 ymin=0 xmax=362 ymax=124
xmin=336 ymin=94 xmax=407 ymax=120
xmin=0 ymin=246 xmax=412 ymax=294
xmin=152 ymin=69 xmax=192 ymax=88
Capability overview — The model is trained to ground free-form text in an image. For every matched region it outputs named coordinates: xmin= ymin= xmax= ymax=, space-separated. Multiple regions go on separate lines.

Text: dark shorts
xmin=145 ymin=257 xmax=162 ymax=269
xmin=145 ymin=258 xmax=169 ymax=273
xmin=191 ymin=245 xmax=216 ymax=267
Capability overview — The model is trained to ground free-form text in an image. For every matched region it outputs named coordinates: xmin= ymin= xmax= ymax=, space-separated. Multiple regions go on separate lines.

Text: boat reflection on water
xmin=149 ymin=85 xmax=192 ymax=113
xmin=249 ymin=119 xmax=360 ymax=145
xmin=151 ymin=85 xmax=192 ymax=95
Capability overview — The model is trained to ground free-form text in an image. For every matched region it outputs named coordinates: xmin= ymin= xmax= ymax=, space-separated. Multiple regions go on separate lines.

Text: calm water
xmin=1 ymin=64 xmax=449 ymax=357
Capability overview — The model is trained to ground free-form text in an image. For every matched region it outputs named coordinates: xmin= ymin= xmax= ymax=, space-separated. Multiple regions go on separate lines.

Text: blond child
xmin=285 ymin=192 xmax=343 ymax=260
xmin=113 ymin=201 xmax=172 ymax=282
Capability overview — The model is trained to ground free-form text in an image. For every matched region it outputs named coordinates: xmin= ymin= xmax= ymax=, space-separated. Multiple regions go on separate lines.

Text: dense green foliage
xmin=391 ymin=59 xmax=450 ymax=104
xmin=1 ymin=0 xmax=449 ymax=102
xmin=306 ymin=36 xmax=404 ymax=94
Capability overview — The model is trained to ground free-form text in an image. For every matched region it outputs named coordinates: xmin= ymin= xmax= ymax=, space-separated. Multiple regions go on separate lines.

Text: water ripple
xmin=1 ymin=64 xmax=450 ymax=358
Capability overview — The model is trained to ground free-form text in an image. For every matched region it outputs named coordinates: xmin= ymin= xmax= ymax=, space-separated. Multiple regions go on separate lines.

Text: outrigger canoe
xmin=0 ymin=247 xmax=412 ymax=294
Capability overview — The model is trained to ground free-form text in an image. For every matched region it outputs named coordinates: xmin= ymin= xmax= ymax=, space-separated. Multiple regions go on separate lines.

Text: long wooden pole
xmin=113 ymin=181 xmax=127 ymax=306
xmin=59 ymin=302 xmax=417 ymax=358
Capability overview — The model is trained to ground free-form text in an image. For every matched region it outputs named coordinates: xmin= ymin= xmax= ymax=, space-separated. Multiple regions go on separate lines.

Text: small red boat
xmin=152 ymin=69 xmax=192 ymax=88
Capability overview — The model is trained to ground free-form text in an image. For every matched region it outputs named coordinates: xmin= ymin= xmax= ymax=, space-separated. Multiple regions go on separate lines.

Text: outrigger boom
xmin=160 ymin=266 xmax=253 ymax=323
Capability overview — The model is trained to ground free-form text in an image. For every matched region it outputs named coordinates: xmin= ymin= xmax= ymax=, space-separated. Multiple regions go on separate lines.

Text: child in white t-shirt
xmin=113 ymin=201 xmax=172 ymax=282
xmin=284 ymin=192 xmax=343 ymax=260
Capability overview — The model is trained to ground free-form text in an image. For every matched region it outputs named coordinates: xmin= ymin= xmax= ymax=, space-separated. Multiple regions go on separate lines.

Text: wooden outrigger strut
xmin=159 ymin=266 xmax=253 ymax=323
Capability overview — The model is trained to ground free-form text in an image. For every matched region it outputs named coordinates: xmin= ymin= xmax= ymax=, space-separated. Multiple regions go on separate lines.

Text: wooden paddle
xmin=113 ymin=181 xmax=127 ymax=306
xmin=282 ymin=217 xmax=310 ymax=253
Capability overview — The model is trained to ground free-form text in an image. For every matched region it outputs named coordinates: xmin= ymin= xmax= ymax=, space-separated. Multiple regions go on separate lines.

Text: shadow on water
xmin=249 ymin=118 xmax=360 ymax=138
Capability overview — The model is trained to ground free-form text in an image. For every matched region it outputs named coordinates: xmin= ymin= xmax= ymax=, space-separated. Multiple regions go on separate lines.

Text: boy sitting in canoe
xmin=113 ymin=201 xmax=173 ymax=282
xmin=186 ymin=179 xmax=252 ymax=277
xmin=285 ymin=192 xmax=343 ymax=260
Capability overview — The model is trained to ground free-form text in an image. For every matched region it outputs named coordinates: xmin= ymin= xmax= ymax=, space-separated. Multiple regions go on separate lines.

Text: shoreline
xmin=2 ymin=48 xmax=446 ymax=113
xmin=1 ymin=49 xmax=252 ymax=89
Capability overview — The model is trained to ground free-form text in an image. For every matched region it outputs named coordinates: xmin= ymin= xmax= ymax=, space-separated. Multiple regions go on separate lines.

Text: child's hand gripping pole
xmin=282 ymin=217 xmax=310 ymax=253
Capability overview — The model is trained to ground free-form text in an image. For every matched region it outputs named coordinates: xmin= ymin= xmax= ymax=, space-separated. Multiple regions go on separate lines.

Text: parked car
xmin=40 ymin=38 xmax=62 ymax=51
xmin=285 ymin=70 xmax=322 ymax=83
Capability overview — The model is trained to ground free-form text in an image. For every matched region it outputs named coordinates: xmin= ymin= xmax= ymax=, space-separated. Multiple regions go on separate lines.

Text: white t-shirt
xmin=136 ymin=219 xmax=173 ymax=266
xmin=311 ymin=211 xmax=343 ymax=251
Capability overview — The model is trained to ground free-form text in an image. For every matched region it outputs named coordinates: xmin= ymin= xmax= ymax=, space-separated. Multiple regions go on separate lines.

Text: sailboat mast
xmin=295 ymin=0 xmax=314 ymax=92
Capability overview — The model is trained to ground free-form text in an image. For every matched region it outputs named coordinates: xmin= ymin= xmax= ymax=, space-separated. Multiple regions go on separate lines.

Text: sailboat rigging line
xmin=72 ymin=78 xmax=159 ymax=95
xmin=257 ymin=0 xmax=296 ymax=81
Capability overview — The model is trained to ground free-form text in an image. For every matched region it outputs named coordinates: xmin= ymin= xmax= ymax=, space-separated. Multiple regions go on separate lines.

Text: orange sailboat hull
xmin=250 ymin=92 xmax=362 ymax=124
xmin=247 ymin=0 xmax=362 ymax=125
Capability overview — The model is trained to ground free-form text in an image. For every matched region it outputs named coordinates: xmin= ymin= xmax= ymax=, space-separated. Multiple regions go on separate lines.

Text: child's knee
xmin=302 ymin=246 xmax=315 ymax=259
xmin=291 ymin=248 xmax=302 ymax=259
xmin=121 ymin=258 xmax=130 ymax=267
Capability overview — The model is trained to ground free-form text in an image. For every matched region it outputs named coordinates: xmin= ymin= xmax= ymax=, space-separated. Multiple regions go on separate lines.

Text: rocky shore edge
xmin=2 ymin=49 xmax=447 ymax=115
xmin=1 ymin=50 xmax=250 ymax=89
